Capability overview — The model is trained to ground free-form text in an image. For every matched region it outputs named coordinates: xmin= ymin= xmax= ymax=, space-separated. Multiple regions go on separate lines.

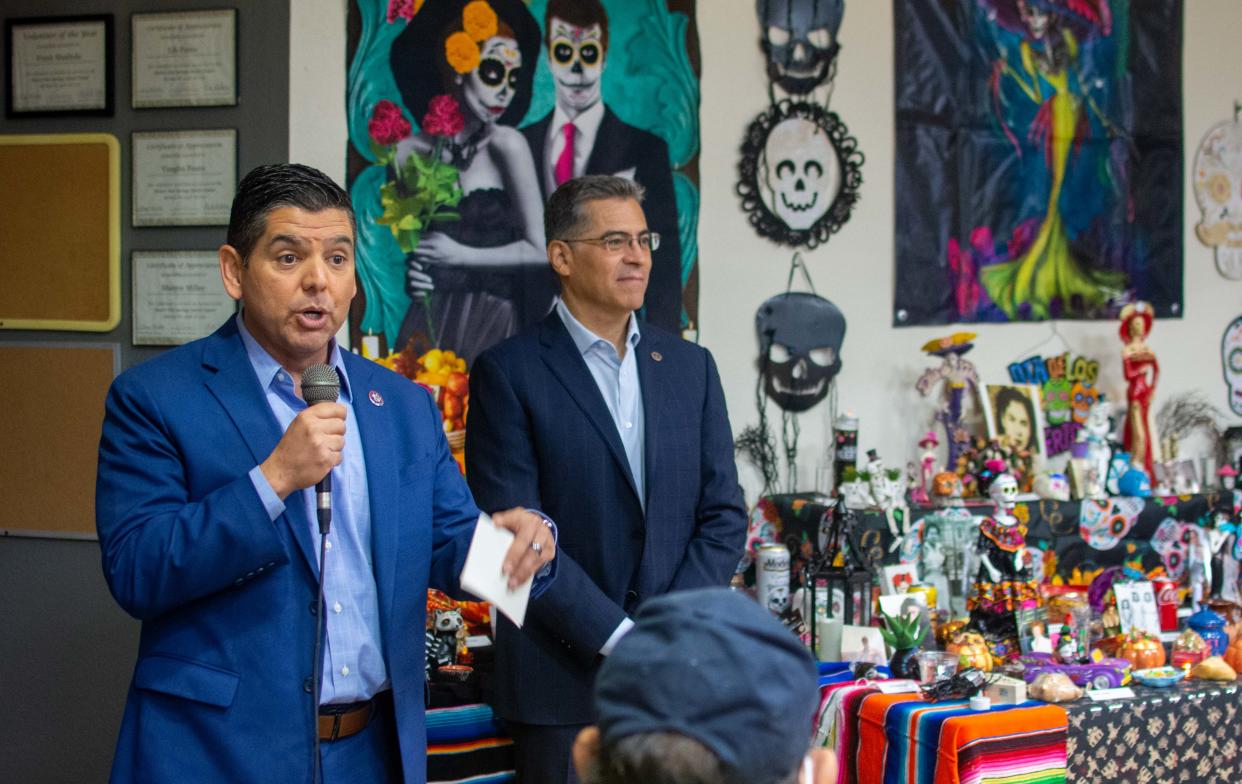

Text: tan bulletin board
xmin=0 ymin=343 xmax=118 ymax=539
xmin=0 ymin=134 xmax=120 ymax=332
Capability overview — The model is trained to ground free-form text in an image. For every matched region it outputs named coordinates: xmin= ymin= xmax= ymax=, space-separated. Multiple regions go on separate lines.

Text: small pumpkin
xmin=1115 ymin=630 xmax=1166 ymax=670
xmin=947 ymin=631 xmax=993 ymax=672
xmin=1224 ymin=635 xmax=1242 ymax=673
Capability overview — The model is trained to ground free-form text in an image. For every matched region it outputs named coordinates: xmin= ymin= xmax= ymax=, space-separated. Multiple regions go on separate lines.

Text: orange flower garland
xmin=445 ymin=30 xmax=481 ymax=73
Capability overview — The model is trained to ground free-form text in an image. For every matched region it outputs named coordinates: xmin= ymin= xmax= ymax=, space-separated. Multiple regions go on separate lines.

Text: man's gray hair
xmin=544 ymin=175 xmax=646 ymax=244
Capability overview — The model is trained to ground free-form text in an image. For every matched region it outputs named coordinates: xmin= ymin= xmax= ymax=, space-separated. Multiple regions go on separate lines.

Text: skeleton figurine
xmin=968 ymin=473 xmax=1040 ymax=653
xmin=425 ymin=608 xmax=467 ymax=675
xmin=916 ymin=333 xmax=979 ymax=470
xmin=756 ymin=0 xmax=845 ymax=100
xmin=1080 ymin=398 xmax=1114 ymax=499
xmin=755 ymin=291 xmax=846 ymax=412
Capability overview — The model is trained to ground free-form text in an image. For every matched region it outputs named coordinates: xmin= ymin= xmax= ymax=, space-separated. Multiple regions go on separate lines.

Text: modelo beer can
xmin=833 ymin=413 xmax=859 ymax=491
xmin=756 ymin=543 xmax=791 ymax=615
xmin=1153 ymin=578 xmax=1178 ymax=631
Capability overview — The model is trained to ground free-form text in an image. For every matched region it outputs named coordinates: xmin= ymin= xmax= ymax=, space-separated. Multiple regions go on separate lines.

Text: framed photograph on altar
xmin=840 ymin=624 xmax=888 ymax=664
xmin=131 ymin=9 xmax=237 ymax=108
xmin=983 ymin=383 xmax=1046 ymax=456
xmin=880 ymin=564 xmax=918 ymax=596
xmin=5 ymin=15 xmax=114 ymax=117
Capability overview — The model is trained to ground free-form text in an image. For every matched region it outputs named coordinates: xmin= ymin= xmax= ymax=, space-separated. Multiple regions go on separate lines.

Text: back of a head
xmin=591 ymin=588 xmax=818 ymax=784
xmin=227 ymin=163 xmax=355 ymax=262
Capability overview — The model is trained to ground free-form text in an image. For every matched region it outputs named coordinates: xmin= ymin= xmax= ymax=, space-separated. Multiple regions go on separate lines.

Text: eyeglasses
xmin=561 ymin=231 xmax=661 ymax=253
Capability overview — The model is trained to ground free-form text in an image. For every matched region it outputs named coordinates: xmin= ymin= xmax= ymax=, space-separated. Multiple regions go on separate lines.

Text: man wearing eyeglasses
xmin=521 ymin=0 xmax=683 ymax=334
xmin=465 ymin=175 xmax=747 ymax=783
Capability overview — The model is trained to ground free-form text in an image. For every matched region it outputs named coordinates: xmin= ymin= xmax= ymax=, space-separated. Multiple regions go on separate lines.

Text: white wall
xmin=291 ymin=1 xmax=1242 ymax=503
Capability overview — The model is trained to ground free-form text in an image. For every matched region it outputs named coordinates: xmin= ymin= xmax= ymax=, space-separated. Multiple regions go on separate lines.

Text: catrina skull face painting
xmin=756 ymin=292 xmax=846 ymax=411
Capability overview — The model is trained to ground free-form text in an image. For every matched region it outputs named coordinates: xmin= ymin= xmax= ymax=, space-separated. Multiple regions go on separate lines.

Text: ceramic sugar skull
xmin=1034 ymin=471 xmax=1070 ymax=501
xmin=756 ymin=0 xmax=844 ymax=95
xmin=1043 ymin=378 xmax=1073 ymax=426
xmin=755 ymin=291 xmax=846 ymax=411
xmin=1193 ymin=118 xmax=1242 ymax=279
xmin=1070 ymin=381 xmax=1099 ymax=426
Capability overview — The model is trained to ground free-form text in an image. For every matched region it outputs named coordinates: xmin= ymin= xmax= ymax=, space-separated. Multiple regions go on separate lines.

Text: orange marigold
xmin=445 ymin=31 xmax=480 ymax=74
xmin=462 ymin=1 xmax=498 ymax=42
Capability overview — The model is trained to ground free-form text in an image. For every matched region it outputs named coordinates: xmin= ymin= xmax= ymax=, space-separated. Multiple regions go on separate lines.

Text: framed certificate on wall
xmin=5 ymin=15 xmax=114 ymax=117
xmin=131 ymin=9 xmax=237 ymax=108
xmin=132 ymin=129 xmax=236 ymax=226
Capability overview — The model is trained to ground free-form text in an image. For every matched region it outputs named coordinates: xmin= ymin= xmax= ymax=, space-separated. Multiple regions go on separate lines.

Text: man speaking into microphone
xmin=95 ymin=163 xmax=556 ymax=783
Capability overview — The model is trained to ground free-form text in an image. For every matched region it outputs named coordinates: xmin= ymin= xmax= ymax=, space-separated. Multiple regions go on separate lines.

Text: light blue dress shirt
xmin=238 ymin=315 xmax=387 ymax=704
xmin=555 ymin=299 xmax=646 ymax=509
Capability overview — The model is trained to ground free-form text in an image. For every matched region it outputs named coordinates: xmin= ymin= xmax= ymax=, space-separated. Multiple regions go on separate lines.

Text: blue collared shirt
xmin=555 ymin=299 xmax=645 ymax=510
xmin=238 ymin=315 xmax=387 ymax=704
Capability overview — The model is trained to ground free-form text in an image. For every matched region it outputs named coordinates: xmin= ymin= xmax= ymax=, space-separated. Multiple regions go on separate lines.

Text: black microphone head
xmin=302 ymin=363 xmax=340 ymax=405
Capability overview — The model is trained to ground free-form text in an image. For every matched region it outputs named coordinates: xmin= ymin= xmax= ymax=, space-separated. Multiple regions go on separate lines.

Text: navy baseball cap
xmin=593 ymin=587 xmax=819 ymax=784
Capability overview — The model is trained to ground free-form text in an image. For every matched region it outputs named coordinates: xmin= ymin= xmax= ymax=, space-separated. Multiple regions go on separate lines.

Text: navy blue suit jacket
xmin=521 ymin=106 xmax=684 ymax=333
xmin=96 ymin=318 xmax=479 ymax=783
xmin=465 ymin=311 xmax=746 ymax=724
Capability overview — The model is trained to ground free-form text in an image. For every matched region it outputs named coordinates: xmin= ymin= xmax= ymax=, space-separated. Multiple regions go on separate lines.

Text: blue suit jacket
xmin=96 ymin=318 xmax=479 ymax=783
xmin=465 ymin=312 xmax=746 ymax=724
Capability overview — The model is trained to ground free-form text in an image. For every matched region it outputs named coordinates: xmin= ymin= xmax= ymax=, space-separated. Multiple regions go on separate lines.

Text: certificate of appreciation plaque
xmin=131 ymin=9 xmax=237 ymax=108
xmin=132 ymin=129 xmax=236 ymax=227
xmin=132 ymin=251 xmax=236 ymax=346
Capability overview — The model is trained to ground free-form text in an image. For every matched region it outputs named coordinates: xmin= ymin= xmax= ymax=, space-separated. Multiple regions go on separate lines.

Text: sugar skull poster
xmin=1193 ymin=115 xmax=1242 ymax=280
xmin=347 ymin=0 xmax=700 ymax=362
xmin=893 ymin=1 xmax=1182 ymax=325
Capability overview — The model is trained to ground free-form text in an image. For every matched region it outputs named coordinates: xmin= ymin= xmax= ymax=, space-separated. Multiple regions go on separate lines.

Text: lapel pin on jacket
xmin=368 ymin=390 xmax=384 ymax=406
xmin=651 ymin=351 xmax=663 ymax=362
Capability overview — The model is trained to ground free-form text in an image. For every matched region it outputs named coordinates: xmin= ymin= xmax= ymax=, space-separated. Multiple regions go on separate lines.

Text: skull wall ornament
xmin=736 ymin=100 xmax=864 ymax=248
xmin=756 ymin=0 xmax=845 ymax=96
xmin=1193 ymin=119 xmax=1242 ymax=279
xmin=1223 ymin=315 xmax=1242 ymax=416
xmin=760 ymin=117 xmax=840 ymax=230
xmin=756 ymin=291 xmax=846 ymax=411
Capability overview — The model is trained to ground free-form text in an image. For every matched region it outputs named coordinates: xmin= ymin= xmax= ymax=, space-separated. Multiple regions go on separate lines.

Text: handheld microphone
xmin=301 ymin=363 xmax=341 ymax=535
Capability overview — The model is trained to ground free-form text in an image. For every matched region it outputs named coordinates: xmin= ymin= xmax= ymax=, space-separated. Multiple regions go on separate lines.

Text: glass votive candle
xmin=917 ymin=651 xmax=959 ymax=684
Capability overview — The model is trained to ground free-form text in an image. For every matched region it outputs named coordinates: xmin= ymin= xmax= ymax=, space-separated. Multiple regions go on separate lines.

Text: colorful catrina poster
xmin=893 ymin=1 xmax=1182 ymax=326
xmin=347 ymin=0 xmax=700 ymax=362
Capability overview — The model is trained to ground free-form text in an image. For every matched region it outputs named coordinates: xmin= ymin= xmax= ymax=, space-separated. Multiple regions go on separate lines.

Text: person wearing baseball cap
xmin=571 ymin=587 xmax=837 ymax=784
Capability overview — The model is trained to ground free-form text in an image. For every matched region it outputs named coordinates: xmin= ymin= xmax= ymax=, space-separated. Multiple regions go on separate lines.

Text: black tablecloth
xmin=1064 ymin=679 xmax=1241 ymax=783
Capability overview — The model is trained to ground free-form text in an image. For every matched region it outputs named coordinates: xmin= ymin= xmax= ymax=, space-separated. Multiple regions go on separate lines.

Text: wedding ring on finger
xmin=530 ymin=541 xmax=542 ymax=554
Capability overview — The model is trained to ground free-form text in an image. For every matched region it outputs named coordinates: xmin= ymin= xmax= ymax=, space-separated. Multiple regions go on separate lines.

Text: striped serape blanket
xmin=857 ymin=692 xmax=1067 ymax=784
xmin=426 ymin=702 xmax=515 ymax=784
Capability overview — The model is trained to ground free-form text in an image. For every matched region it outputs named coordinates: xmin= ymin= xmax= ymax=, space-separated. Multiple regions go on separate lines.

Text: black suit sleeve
xmin=668 ymin=349 xmax=747 ymax=591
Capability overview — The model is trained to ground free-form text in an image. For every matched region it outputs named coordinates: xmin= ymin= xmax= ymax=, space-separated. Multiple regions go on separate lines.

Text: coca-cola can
xmin=756 ymin=543 xmax=791 ymax=615
xmin=1153 ymin=578 xmax=1178 ymax=631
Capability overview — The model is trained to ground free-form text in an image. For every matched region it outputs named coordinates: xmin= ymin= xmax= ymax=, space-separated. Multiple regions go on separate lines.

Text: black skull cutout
xmin=756 ymin=291 xmax=846 ymax=412
xmin=756 ymin=0 xmax=844 ymax=96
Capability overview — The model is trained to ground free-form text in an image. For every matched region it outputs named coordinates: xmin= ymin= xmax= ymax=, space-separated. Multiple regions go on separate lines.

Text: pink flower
xmin=422 ymin=94 xmax=465 ymax=138
xmin=368 ymin=100 xmax=411 ymax=146
xmin=387 ymin=0 xmax=420 ymax=23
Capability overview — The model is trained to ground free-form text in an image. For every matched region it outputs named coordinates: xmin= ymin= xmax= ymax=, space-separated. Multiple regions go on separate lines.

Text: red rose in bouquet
xmin=368 ymin=100 xmax=412 ymax=147
xmin=422 ymin=95 xmax=465 ymax=138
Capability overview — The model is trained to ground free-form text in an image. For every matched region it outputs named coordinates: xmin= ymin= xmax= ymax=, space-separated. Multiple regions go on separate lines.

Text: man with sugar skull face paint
xmin=521 ymin=0 xmax=684 ymax=334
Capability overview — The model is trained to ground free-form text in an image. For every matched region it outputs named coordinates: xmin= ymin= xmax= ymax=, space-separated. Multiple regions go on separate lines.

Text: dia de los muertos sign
xmin=1008 ymin=352 xmax=1100 ymax=456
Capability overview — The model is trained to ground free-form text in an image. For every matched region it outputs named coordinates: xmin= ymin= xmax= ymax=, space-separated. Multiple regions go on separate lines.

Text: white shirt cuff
xmin=599 ymin=617 xmax=635 ymax=657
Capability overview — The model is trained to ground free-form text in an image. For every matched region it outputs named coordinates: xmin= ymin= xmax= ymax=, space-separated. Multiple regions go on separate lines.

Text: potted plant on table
xmin=880 ymin=609 xmax=928 ymax=679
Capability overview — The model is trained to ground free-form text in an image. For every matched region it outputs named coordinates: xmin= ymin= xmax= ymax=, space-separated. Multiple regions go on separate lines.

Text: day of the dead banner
xmin=346 ymin=0 xmax=700 ymax=361
xmin=893 ymin=0 xmax=1182 ymax=326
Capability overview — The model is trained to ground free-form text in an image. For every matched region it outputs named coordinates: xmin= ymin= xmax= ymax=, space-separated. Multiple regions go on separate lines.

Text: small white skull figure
xmin=1223 ymin=315 xmax=1242 ymax=416
xmin=761 ymin=117 xmax=839 ymax=230
xmin=767 ymin=583 xmax=790 ymax=614
xmin=1193 ymin=119 xmax=1242 ymax=279
xmin=989 ymin=473 xmax=1019 ymax=515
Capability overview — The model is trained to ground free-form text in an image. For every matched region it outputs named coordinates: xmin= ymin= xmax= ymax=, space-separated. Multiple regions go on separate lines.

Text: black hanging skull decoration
xmin=756 ymin=291 xmax=846 ymax=412
xmin=757 ymin=0 xmax=845 ymax=96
